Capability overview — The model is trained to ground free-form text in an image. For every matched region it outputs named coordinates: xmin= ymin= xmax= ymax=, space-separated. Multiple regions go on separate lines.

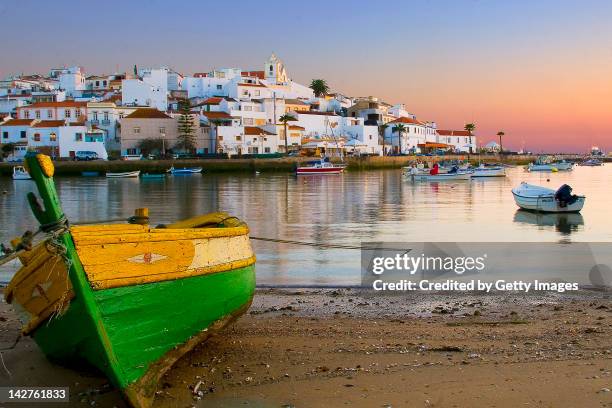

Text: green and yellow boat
xmin=3 ymin=153 xmax=256 ymax=407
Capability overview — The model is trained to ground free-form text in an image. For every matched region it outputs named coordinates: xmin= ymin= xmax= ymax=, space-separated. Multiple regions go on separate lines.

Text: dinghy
xmin=168 ymin=166 xmax=202 ymax=175
xmin=4 ymin=153 xmax=255 ymax=408
xmin=296 ymin=158 xmax=344 ymax=175
xmin=106 ymin=170 xmax=140 ymax=178
xmin=472 ymin=165 xmax=506 ymax=177
xmin=12 ymin=166 xmax=32 ymax=180
xmin=140 ymin=173 xmax=166 ymax=179
xmin=511 ymin=182 xmax=585 ymax=213
xmin=405 ymin=163 xmax=471 ymax=181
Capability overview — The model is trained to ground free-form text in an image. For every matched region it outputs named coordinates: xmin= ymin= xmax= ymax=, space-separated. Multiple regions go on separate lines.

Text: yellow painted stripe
xmin=71 ymin=226 xmax=249 ymax=245
xmin=89 ymin=255 xmax=256 ymax=290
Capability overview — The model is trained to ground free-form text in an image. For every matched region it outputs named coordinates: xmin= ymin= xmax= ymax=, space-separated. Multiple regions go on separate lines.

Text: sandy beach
xmin=1 ymin=288 xmax=611 ymax=407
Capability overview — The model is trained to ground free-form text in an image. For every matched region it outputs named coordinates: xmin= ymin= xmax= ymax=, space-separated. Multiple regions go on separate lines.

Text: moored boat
xmin=409 ymin=172 xmax=472 ymax=181
xmin=167 ymin=166 xmax=202 ymax=175
xmin=296 ymin=158 xmax=344 ymax=175
xmin=140 ymin=173 xmax=166 ymax=179
xmin=578 ymin=158 xmax=603 ymax=166
xmin=12 ymin=166 xmax=32 ymax=180
xmin=81 ymin=171 xmax=101 ymax=177
xmin=511 ymin=182 xmax=585 ymax=213
xmin=472 ymin=165 xmax=506 ymax=177
xmin=106 ymin=170 xmax=141 ymax=178
xmin=3 ymin=153 xmax=255 ymax=407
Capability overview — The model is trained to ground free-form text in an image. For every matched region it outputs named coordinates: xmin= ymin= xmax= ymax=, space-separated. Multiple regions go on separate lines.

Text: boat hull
xmin=106 ymin=171 xmax=141 ymax=178
xmin=31 ymin=264 xmax=254 ymax=407
xmin=169 ymin=167 xmax=202 ymax=174
xmin=511 ymin=191 xmax=585 ymax=212
xmin=296 ymin=167 xmax=344 ymax=175
xmin=472 ymin=167 xmax=506 ymax=177
xmin=409 ymin=172 xmax=472 ymax=181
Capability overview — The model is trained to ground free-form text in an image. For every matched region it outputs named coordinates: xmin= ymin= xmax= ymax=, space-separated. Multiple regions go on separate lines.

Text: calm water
xmin=1 ymin=165 xmax=610 ymax=285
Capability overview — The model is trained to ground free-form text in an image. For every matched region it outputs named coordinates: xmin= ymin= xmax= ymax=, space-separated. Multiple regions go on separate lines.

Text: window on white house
xmin=50 ymin=132 xmax=57 ymax=141
xmin=2 ymin=132 xmax=7 ymax=139
xmin=75 ymin=109 xmax=81 ymax=117
xmin=243 ymin=118 xmax=253 ymax=125
xmin=20 ymin=131 xmax=26 ymax=138
xmin=134 ymin=127 xmax=140 ymax=134
xmin=75 ymin=133 xmax=83 ymax=141
xmin=47 ymin=110 xmax=52 ymax=118
xmin=24 ymin=111 xmax=30 ymax=119
xmin=216 ymin=85 xmax=222 ymax=90
xmin=244 ymin=106 xmax=252 ymax=111
xmin=159 ymin=127 xmax=165 ymax=134
xmin=103 ymin=112 xmax=109 ymax=121
xmin=264 ymin=147 xmax=271 ymax=153
xmin=65 ymin=109 xmax=71 ymax=118
xmin=119 ymin=112 xmax=124 ymax=118
xmin=236 ymin=135 xmax=242 ymax=141
xmin=33 ymin=133 xmax=40 ymax=142
xmin=35 ymin=111 xmax=40 ymax=119
xmin=255 ymin=90 xmax=260 ymax=96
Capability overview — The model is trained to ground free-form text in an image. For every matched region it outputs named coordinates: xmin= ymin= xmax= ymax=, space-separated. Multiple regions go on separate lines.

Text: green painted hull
xmin=32 ymin=265 xmax=255 ymax=405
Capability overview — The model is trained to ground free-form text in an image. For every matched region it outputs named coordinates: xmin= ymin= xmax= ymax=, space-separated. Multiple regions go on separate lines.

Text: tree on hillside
xmin=136 ymin=138 xmax=164 ymax=156
xmin=176 ymin=99 xmax=196 ymax=153
xmin=133 ymin=65 xmax=138 ymax=77
xmin=379 ymin=124 xmax=388 ymax=156
xmin=310 ymin=79 xmax=329 ymax=98
xmin=497 ymin=131 xmax=505 ymax=154
xmin=393 ymin=124 xmax=406 ymax=155
xmin=464 ymin=123 xmax=476 ymax=155
xmin=279 ymin=113 xmax=297 ymax=153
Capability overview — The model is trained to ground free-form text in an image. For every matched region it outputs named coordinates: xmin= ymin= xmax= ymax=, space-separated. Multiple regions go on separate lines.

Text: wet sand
xmin=0 ymin=288 xmax=611 ymax=407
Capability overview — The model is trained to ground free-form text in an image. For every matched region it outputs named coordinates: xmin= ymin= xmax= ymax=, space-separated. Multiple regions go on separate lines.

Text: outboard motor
xmin=448 ymin=165 xmax=458 ymax=174
xmin=555 ymin=184 xmax=579 ymax=207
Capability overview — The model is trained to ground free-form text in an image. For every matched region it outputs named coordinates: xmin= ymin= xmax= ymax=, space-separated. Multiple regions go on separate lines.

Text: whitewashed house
xmin=122 ymin=68 xmax=168 ymax=111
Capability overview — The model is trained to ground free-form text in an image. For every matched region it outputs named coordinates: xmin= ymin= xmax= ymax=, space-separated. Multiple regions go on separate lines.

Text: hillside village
xmin=0 ymin=54 xmax=477 ymax=161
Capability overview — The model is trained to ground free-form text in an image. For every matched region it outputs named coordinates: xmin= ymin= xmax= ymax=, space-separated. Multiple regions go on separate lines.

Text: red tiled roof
xmin=437 ymin=130 xmax=472 ymax=136
xmin=18 ymin=101 xmax=87 ymax=109
xmin=0 ymin=119 xmax=35 ymax=127
xmin=201 ymin=111 xmax=233 ymax=120
xmin=125 ymin=109 xmax=172 ymax=119
xmin=193 ymin=72 xmax=208 ymax=78
xmin=32 ymin=120 xmax=66 ymax=128
xmin=289 ymin=125 xmax=305 ymax=130
xmin=203 ymin=97 xmax=223 ymax=105
xmin=241 ymin=71 xmax=265 ymax=79
xmin=388 ymin=117 xmax=423 ymax=125
xmin=244 ymin=126 xmax=275 ymax=135
xmin=418 ymin=142 xmax=450 ymax=148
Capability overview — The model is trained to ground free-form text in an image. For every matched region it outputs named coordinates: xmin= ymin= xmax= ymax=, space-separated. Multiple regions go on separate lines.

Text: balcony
xmin=101 ymin=119 xmax=111 ymax=125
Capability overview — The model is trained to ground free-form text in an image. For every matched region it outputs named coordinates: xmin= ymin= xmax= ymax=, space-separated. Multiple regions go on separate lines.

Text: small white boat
xmin=472 ymin=165 xmax=506 ymax=177
xmin=527 ymin=158 xmax=572 ymax=172
xmin=296 ymin=159 xmax=344 ymax=175
xmin=167 ymin=166 xmax=203 ymax=175
xmin=106 ymin=170 xmax=141 ymax=178
xmin=578 ymin=158 xmax=603 ymax=166
xmin=409 ymin=171 xmax=472 ymax=181
xmin=552 ymin=160 xmax=573 ymax=171
xmin=12 ymin=166 xmax=32 ymax=180
xmin=511 ymin=182 xmax=585 ymax=213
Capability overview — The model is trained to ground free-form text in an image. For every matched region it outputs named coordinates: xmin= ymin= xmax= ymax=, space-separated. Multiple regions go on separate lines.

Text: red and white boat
xmin=296 ymin=159 xmax=345 ymax=175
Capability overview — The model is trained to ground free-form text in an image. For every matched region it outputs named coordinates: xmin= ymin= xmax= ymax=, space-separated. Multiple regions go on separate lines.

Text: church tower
xmin=265 ymin=53 xmax=288 ymax=84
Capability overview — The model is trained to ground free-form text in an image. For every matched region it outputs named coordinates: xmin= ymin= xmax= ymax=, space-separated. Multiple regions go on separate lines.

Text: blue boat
xmin=141 ymin=173 xmax=167 ymax=179
xmin=167 ymin=166 xmax=202 ymax=175
xmin=81 ymin=171 xmax=100 ymax=177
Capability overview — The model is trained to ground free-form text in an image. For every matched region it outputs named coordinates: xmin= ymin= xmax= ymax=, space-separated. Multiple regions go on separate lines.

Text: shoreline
xmin=0 ymin=155 xmax=577 ymax=176
xmin=1 ymin=288 xmax=610 ymax=407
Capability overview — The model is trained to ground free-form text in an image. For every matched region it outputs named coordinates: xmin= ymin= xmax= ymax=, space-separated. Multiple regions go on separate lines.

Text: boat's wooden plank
xmin=75 ymin=234 xmax=254 ymax=290
xmin=71 ymin=226 xmax=249 ymax=245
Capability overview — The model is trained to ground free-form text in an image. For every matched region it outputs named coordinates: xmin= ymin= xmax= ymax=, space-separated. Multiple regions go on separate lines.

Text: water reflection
xmin=0 ymin=165 xmax=610 ymax=285
xmin=513 ymin=210 xmax=584 ymax=235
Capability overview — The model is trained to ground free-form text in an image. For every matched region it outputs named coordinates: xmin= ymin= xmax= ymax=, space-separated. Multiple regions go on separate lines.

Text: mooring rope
xmin=250 ymin=236 xmax=411 ymax=252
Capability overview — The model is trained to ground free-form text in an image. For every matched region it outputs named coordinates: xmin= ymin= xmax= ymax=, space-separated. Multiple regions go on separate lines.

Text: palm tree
xmin=279 ymin=114 xmax=297 ymax=153
xmin=496 ymin=131 xmax=505 ymax=154
xmin=464 ymin=123 xmax=476 ymax=156
xmin=393 ymin=124 xmax=406 ymax=154
xmin=310 ymin=79 xmax=329 ymax=98
xmin=379 ymin=124 xmax=388 ymax=156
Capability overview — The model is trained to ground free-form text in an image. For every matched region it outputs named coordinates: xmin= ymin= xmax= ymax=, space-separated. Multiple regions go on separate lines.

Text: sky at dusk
xmin=2 ymin=0 xmax=612 ymax=152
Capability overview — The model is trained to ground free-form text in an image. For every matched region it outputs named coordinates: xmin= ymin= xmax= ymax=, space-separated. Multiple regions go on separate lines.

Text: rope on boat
xmin=250 ymin=236 xmax=411 ymax=252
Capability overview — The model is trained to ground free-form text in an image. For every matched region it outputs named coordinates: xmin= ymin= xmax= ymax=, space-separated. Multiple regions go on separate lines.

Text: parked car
xmin=75 ymin=151 xmax=99 ymax=161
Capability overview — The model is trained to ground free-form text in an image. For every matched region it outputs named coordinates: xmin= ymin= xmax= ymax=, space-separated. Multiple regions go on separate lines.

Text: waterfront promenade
xmin=0 ymin=154 xmax=587 ymax=176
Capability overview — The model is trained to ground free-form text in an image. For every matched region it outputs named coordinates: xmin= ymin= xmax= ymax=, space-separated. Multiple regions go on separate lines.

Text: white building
xmin=436 ymin=130 xmax=476 ymax=153
xmin=58 ymin=66 xmax=86 ymax=97
xmin=122 ymin=68 xmax=168 ymax=111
